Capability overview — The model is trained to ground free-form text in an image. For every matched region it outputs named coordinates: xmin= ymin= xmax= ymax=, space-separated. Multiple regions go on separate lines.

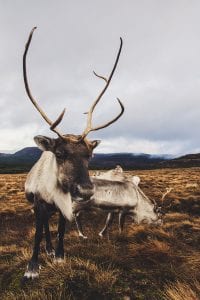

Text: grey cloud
xmin=1 ymin=0 xmax=200 ymax=154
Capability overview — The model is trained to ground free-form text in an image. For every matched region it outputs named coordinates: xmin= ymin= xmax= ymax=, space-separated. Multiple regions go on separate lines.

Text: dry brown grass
xmin=164 ymin=281 xmax=200 ymax=300
xmin=0 ymin=168 xmax=200 ymax=299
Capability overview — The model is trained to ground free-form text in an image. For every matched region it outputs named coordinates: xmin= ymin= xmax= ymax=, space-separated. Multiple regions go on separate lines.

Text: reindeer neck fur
xmin=25 ymin=151 xmax=72 ymax=220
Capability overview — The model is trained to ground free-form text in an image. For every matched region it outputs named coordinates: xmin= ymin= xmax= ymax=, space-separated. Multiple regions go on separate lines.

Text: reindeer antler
xmin=161 ymin=187 xmax=173 ymax=203
xmin=23 ymin=27 xmax=66 ymax=139
xmin=23 ymin=28 xmax=124 ymax=143
xmin=81 ymin=38 xmax=124 ymax=140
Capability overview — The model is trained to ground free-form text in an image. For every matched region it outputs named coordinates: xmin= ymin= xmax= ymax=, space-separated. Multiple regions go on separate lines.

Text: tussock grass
xmin=164 ymin=281 xmax=200 ymax=300
xmin=0 ymin=168 xmax=200 ymax=299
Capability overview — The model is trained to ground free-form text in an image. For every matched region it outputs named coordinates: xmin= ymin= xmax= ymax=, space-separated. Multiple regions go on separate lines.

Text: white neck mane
xmin=25 ymin=151 xmax=73 ymax=220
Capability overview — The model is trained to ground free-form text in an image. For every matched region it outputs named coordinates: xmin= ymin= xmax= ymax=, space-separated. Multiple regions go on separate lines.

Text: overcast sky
xmin=1 ymin=0 xmax=200 ymax=155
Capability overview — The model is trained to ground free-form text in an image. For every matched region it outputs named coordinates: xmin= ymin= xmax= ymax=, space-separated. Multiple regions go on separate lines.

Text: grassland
xmin=0 ymin=168 xmax=200 ymax=299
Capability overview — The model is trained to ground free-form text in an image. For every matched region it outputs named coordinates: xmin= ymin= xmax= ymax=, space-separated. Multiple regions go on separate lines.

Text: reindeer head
xmin=23 ymin=27 xmax=124 ymax=201
xmin=152 ymin=188 xmax=173 ymax=223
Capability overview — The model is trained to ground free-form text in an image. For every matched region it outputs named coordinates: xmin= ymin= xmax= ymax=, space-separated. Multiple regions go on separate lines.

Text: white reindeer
xmin=74 ymin=167 xmax=171 ymax=238
xmin=74 ymin=178 xmax=168 ymax=239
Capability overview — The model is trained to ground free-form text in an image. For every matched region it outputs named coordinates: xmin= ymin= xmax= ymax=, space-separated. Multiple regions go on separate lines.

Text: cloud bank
xmin=1 ymin=0 xmax=200 ymax=155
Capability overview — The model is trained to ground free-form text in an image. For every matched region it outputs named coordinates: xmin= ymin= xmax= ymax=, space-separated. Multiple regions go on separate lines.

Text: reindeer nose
xmin=75 ymin=184 xmax=94 ymax=199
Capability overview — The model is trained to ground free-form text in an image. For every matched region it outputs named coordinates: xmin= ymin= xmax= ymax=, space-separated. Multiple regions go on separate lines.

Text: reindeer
xmin=74 ymin=170 xmax=172 ymax=239
xmin=22 ymin=27 xmax=124 ymax=280
xmin=89 ymin=166 xmax=139 ymax=236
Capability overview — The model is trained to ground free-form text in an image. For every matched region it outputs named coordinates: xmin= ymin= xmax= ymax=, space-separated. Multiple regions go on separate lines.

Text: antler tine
xmin=23 ymin=27 xmax=66 ymax=139
xmin=83 ymin=98 xmax=124 ymax=139
xmin=93 ymin=71 xmax=108 ymax=83
xmin=81 ymin=38 xmax=124 ymax=139
xmin=161 ymin=187 xmax=173 ymax=203
xmin=50 ymin=108 xmax=66 ymax=137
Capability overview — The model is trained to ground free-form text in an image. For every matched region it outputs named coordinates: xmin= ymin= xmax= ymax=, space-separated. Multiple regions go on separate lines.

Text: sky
xmin=1 ymin=0 xmax=200 ymax=155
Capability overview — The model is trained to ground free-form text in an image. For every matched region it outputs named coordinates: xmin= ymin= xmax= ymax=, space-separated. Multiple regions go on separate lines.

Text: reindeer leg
xmin=54 ymin=212 xmax=66 ymax=262
xmin=75 ymin=211 xmax=88 ymax=239
xmin=23 ymin=198 xmax=46 ymax=281
xmin=119 ymin=211 xmax=126 ymax=233
xmin=44 ymin=218 xmax=55 ymax=257
xmin=99 ymin=212 xmax=114 ymax=237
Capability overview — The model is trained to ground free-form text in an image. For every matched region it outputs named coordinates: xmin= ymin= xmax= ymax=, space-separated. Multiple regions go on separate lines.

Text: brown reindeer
xmin=22 ymin=27 xmax=124 ymax=280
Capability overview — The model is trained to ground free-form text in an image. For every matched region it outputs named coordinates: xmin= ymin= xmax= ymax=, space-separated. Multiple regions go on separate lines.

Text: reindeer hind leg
xmin=119 ymin=211 xmax=126 ymax=234
xmin=99 ymin=212 xmax=114 ymax=238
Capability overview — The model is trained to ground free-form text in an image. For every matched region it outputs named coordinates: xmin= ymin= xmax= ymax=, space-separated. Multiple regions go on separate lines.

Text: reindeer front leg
xmin=54 ymin=212 xmax=67 ymax=262
xmin=74 ymin=211 xmax=88 ymax=239
xmin=44 ymin=218 xmax=55 ymax=257
xmin=23 ymin=199 xmax=47 ymax=281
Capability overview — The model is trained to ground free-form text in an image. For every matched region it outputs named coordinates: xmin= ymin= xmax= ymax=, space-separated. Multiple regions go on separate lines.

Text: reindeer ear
xmin=90 ymin=140 xmax=101 ymax=149
xmin=34 ymin=135 xmax=55 ymax=151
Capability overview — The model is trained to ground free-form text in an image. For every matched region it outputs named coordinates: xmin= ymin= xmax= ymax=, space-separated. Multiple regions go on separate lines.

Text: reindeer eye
xmin=55 ymin=151 xmax=64 ymax=159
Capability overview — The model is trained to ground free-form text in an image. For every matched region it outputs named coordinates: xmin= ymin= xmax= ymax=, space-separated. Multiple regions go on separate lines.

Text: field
xmin=0 ymin=168 xmax=200 ymax=300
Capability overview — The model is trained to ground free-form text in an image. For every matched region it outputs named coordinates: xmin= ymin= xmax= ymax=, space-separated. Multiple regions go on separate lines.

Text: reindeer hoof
xmin=53 ymin=256 xmax=65 ymax=263
xmin=46 ymin=248 xmax=55 ymax=258
xmin=22 ymin=262 xmax=40 ymax=281
xmin=79 ymin=234 xmax=88 ymax=239
xmin=98 ymin=232 xmax=104 ymax=238
xmin=23 ymin=270 xmax=39 ymax=279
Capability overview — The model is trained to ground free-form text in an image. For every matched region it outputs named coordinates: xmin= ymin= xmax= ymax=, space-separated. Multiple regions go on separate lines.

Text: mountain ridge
xmin=0 ymin=147 xmax=199 ymax=173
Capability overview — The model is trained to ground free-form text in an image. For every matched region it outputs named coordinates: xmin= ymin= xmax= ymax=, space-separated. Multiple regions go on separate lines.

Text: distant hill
xmin=0 ymin=147 xmax=199 ymax=173
xmin=91 ymin=153 xmax=167 ymax=169
xmin=159 ymin=153 xmax=200 ymax=168
xmin=0 ymin=153 xmax=10 ymax=157
xmin=0 ymin=147 xmax=42 ymax=173
xmin=13 ymin=147 xmax=42 ymax=160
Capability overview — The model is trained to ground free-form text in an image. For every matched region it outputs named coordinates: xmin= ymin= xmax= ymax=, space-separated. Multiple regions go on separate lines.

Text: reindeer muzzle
xmin=71 ymin=184 xmax=94 ymax=202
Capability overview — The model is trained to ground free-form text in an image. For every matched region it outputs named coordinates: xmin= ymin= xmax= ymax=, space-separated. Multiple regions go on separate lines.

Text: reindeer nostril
xmin=71 ymin=182 xmax=94 ymax=200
